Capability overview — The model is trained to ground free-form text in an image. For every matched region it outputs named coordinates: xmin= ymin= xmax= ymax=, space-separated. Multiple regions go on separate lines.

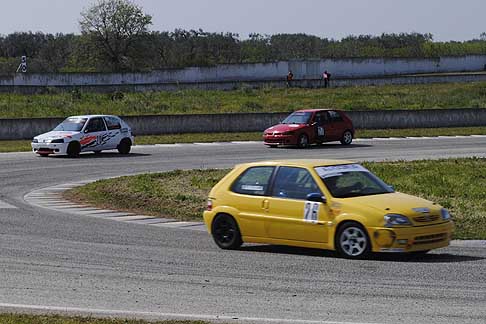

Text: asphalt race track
xmin=1 ymin=137 xmax=486 ymax=324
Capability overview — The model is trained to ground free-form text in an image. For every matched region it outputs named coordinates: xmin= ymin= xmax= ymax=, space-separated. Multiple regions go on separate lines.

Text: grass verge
xmin=2 ymin=127 xmax=486 ymax=153
xmin=0 ymin=139 xmax=33 ymax=153
xmin=0 ymin=313 xmax=209 ymax=324
xmin=2 ymin=82 xmax=486 ymax=118
xmin=65 ymin=158 xmax=486 ymax=240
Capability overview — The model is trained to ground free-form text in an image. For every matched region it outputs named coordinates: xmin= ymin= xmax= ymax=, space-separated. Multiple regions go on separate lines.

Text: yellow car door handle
xmin=262 ymin=200 xmax=270 ymax=210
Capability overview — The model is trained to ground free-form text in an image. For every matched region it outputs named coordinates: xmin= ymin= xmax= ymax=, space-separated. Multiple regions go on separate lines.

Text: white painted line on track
xmin=92 ymin=212 xmax=135 ymax=217
xmin=151 ymin=221 xmax=202 ymax=228
xmin=0 ymin=303 xmax=381 ymax=324
xmin=113 ymin=215 xmax=158 ymax=221
xmin=129 ymin=218 xmax=167 ymax=224
xmin=193 ymin=142 xmax=219 ymax=145
xmin=0 ymin=200 xmax=17 ymax=209
xmin=154 ymin=144 xmax=182 ymax=147
xmin=75 ymin=209 xmax=117 ymax=214
xmin=55 ymin=207 xmax=101 ymax=212
xmin=51 ymin=204 xmax=88 ymax=209
xmin=451 ymin=240 xmax=486 ymax=248
xmin=231 ymin=141 xmax=261 ymax=144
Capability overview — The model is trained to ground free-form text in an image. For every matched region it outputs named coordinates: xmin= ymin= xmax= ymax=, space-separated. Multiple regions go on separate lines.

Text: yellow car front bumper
xmin=369 ymin=221 xmax=454 ymax=253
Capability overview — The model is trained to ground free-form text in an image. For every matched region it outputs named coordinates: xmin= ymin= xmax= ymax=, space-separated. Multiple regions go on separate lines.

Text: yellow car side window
xmin=272 ymin=167 xmax=321 ymax=200
xmin=231 ymin=167 xmax=275 ymax=196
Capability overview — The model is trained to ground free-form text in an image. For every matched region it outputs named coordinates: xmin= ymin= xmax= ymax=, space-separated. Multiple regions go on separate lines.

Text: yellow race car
xmin=203 ymin=160 xmax=454 ymax=258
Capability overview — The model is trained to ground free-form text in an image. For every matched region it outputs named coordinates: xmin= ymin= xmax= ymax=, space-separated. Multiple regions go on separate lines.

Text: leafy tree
xmin=79 ymin=0 xmax=152 ymax=71
xmin=0 ymin=27 xmax=485 ymax=72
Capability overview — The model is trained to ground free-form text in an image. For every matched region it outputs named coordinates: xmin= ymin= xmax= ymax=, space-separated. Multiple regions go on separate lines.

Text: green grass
xmin=65 ymin=158 xmax=486 ymax=240
xmin=3 ymin=127 xmax=486 ymax=153
xmin=0 ymin=139 xmax=32 ymax=152
xmin=0 ymin=313 xmax=209 ymax=324
xmin=2 ymin=82 xmax=486 ymax=118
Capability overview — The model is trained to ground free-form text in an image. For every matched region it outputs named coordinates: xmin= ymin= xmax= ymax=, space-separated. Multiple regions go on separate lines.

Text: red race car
xmin=263 ymin=109 xmax=354 ymax=148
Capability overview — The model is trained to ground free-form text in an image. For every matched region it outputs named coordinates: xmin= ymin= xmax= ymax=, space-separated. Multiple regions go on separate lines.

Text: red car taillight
xmin=206 ymin=199 xmax=213 ymax=211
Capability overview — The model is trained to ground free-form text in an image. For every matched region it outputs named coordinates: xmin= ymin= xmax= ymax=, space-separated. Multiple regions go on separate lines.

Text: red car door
xmin=326 ymin=110 xmax=346 ymax=141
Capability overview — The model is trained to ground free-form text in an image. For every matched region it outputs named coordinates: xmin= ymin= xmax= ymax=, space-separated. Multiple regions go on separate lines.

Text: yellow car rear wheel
xmin=211 ymin=214 xmax=242 ymax=250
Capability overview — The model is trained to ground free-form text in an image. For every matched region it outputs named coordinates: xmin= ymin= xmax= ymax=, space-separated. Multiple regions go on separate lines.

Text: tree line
xmin=1 ymin=0 xmax=486 ymax=73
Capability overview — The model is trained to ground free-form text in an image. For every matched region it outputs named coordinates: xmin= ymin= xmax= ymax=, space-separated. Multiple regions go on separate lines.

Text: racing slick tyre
xmin=66 ymin=142 xmax=81 ymax=158
xmin=335 ymin=221 xmax=371 ymax=259
xmin=297 ymin=134 xmax=309 ymax=148
xmin=117 ymin=138 xmax=132 ymax=155
xmin=340 ymin=130 xmax=353 ymax=145
xmin=211 ymin=214 xmax=243 ymax=250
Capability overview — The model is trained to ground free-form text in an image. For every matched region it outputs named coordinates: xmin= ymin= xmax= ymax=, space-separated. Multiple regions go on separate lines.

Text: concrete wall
xmin=2 ymin=73 xmax=486 ymax=94
xmin=1 ymin=109 xmax=486 ymax=140
xmin=1 ymin=56 xmax=485 ymax=90
xmin=349 ymin=109 xmax=486 ymax=129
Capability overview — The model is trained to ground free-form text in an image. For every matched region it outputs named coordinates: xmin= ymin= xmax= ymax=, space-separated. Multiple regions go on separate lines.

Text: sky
xmin=0 ymin=0 xmax=484 ymax=41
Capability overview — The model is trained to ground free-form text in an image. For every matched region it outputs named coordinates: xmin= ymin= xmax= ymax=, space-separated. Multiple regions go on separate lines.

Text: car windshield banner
xmin=315 ymin=164 xmax=370 ymax=178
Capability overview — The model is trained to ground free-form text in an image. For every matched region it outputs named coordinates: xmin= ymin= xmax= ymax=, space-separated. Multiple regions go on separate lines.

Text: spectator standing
xmin=323 ymin=70 xmax=331 ymax=88
xmin=286 ymin=70 xmax=294 ymax=88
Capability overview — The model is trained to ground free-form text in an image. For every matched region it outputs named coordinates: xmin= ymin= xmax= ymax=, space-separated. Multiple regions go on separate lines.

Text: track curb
xmin=24 ymin=180 xmax=207 ymax=232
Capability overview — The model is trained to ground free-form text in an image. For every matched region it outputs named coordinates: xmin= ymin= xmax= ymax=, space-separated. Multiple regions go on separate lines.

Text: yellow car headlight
xmin=384 ymin=214 xmax=412 ymax=227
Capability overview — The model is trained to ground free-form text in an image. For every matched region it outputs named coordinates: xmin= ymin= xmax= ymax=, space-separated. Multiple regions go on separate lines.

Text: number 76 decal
xmin=304 ymin=201 xmax=320 ymax=223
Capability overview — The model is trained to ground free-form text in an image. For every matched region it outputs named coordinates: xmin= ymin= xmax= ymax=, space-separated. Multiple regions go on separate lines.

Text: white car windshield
xmin=53 ymin=118 xmax=88 ymax=132
xmin=282 ymin=112 xmax=312 ymax=124
xmin=315 ymin=164 xmax=394 ymax=198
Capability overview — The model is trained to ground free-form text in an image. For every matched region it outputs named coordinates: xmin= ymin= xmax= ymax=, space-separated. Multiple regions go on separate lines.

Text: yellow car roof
xmin=237 ymin=159 xmax=356 ymax=168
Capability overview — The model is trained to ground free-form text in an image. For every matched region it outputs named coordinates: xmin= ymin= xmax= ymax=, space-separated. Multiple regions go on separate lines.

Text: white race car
xmin=32 ymin=115 xmax=135 ymax=157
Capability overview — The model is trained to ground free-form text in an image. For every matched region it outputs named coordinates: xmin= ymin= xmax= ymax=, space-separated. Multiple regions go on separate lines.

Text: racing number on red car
xmin=304 ymin=201 xmax=320 ymax=223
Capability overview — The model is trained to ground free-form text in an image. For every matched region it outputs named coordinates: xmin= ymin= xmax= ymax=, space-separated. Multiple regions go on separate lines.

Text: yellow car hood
xmin=341 ymin=192 xmax=440 ymax=217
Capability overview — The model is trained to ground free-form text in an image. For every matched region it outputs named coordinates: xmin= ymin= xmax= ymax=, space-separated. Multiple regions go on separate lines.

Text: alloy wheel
xmin=339 ymin=226 xmax=368 ymax=257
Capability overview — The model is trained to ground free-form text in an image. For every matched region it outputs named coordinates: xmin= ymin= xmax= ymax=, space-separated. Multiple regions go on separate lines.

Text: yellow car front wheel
xmin=336 ymin=222 xmax=371 ymax=259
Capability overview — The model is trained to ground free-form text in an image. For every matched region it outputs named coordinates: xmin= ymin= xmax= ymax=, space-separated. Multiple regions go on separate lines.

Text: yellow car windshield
xmin=315 ymin=164 xmax=394 ymax=198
